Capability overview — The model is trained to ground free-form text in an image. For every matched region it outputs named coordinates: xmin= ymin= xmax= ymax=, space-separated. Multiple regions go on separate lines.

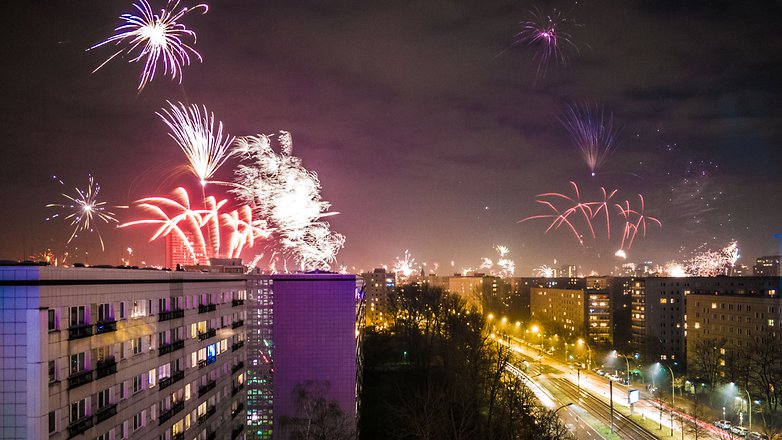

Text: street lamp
xmin=613 ymin=350 xmax=631 ymax=385
xmin=730 ymin=382 xmax=752 ymax=432
xmin=553 ymin=402 xmax=574 ymax=415
xmin=656 ymin=362 xmax=676 ymax=405
xmin=577 ymin=338 xmax=592 ymax=370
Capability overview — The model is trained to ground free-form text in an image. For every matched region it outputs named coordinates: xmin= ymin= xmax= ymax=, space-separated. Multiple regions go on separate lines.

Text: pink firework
xmin=89 ymin=0 xmax=208 ymax=91
xmin=121 ymin=187 xmax=268 ymax=263
xmin=514 ymin=6 xmax=579 ymax=78
xmin=615 ymin=195 xmax=662 ymax=251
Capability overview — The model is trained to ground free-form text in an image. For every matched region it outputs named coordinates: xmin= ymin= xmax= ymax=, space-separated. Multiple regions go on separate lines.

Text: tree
xmin=281 ymin=381 xmax=355 ymax=440
xmin=689 ymin=337 xmax=725 ymax=394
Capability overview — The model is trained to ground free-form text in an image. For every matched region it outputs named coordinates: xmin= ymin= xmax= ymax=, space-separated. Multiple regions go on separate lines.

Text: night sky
xmin=2 ymin=0 xmax=781 ymax=274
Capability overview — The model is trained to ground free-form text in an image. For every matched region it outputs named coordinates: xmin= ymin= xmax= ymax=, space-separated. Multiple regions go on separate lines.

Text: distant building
xmin=530 ymin=287 xmax=586 ymax=340
xmin=685 ymin=281 xmax=780 ymax=379
xmin=246 ymin=273 xmax=364 ymax=440
xmin=560 ymin=265 xmax=578 ymax=278
xmin=360 ymin=268 xmax=395 ymax=328
xmin=0 ymin=264 xmax=248 ymax=440
xmin=753 ymin=256 xmax=781 ymax=276
xmin=165 ymin=232 xmax=208 ymax=268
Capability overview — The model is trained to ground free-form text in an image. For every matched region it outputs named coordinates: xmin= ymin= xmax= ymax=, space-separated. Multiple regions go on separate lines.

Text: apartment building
xmin=0 ymin=264 xmax=248 ymax=440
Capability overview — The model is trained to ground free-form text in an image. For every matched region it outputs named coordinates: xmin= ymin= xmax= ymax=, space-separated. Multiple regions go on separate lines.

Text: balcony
xmin=232 ymin=299 xmax=244 ymax=307
xmin=231 ymin=361 xmax=244 ymax=374
xmin=158 ymin=309 xmax=185 ymax=322
xmin=172 ymin=433 xmax=184 ymax=440
xmin=198 ymin=328 xmax=216 ymax=341
xmin=231 ymin=340 xmax=244 ymax=351
xmin=158 ymin=339 xmax=185 ymax=356
xmin=95 ymin=403 xmax=117 ymax=424
xmin=158 ymin=401 xmax=185 ymax=425
xmin=68 ymin=415 xmax=94 ymax=438
xmin=159 ymin=370 xmax=185 ymax=391
xmin=232 ymin=425 xmax=244 ymax=439
xmin=67 ymin=369 xmax=93 ymax=390
xmin=198 ymin=380 xmax=216 ymax=398
xmin=232 ymin=403 xmax=244 ymax=419
xmin=231 ymin=319 xmax=244 ymax=329
xmin=198 ymin=303 xmax=217 ymax=314
xmin=95 ymin=320 xmax=117 ymax=334
xmin=231 ymin=383 xmax=244 ymax=397
xmin=96 ymin=357 xmax=117 ymax=379
xmin=68 ymin=323 xmax=93 ymax=340
xmin=197 ymin=406 xmax=216 ymax=425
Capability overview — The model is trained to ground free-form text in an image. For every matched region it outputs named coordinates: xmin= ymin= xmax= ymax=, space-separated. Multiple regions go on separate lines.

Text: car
xmin=596 ymin=369 xmax=605 ymax=376
xmin=731 ymin=426 xmax=749 ymax=437
xmin=714 ymin=420 xmax=732 ymax=430
xmin=748 ymin=432 xmax=769 ymax=440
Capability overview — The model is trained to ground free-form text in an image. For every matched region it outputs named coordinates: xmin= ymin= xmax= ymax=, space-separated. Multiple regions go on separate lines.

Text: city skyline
xmin=1 ymin=0 xmax=781 ymax=274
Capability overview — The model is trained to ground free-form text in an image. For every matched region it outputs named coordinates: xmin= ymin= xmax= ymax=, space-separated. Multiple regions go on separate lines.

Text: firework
xmin=560 ymin=103 xmax=621 ymax=177
xmin=121 ymin=187 xmax=268 ymax=263
xmin=393 ymin=250 xmax=417 ymax=283
xmin=478 ymin=245 xmax=516 ymax=278
xmin=158 ymin=101 xmax=234 ymax=185
xmin=514 ymin=6 xmax=579 ymax=78
xmin=521 ymin=182 xmax=660 ymax=253
xmin=534 ymin=265 xmax=555 ymax=278
xmin=231 ymin=132 xmax=345 ymax=271
xmin=46 ymin=175 xmax=124 ymax=251
xmin=89 ymin=0 xmax=208 ymax=90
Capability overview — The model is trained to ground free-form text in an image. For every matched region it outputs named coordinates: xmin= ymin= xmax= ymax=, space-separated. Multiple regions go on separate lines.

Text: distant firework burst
xmin=520 ymin=181 xmax=661 ymax=256
xmin=46 ymin=175 xmax=124 ymax=252
xmin=89 ymin=0 xmax=208 ymax=90
xmin=514 ymin=6 xmax=579 ymax=79
xmin=560 ymin=103 xmax=621 ymax=177
xmin=393 ymin=250 xmax=418 ymax=283
xmin=121 ymin=187 xmax=268 ymax=263
xmin=479 ymin=245 xmax=516 ymax=278
xmin=232 ymin=132 xmax=345 ymax=271
xmin=158 ymin=101 xmax=234 ymax=185
xmin=534 ymin=265 xmax=555 ymax=278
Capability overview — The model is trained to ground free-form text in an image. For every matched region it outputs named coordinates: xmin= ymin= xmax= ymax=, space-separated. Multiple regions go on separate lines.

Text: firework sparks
xmin=121 ymin=187 xmax=268 ymax=263
xmin=231 ymin=132 xmax=345 ymax=271
xmin=46 ymin=175 xmax=124 ymax=251
xmin=158 ymin=101 xmax=235 ymax=185
xmin=514 ymin=6 xmax=579 ymax=78
xmin=393 ymin=250 xmax=417 ymax=283
xmin=560 ymin=103 xmax=621 ymax=177
xmin=478 ymin=245 xmax=516 ymax=278
xmin=89 ymin=0 xmax=208 ymax=90
xmin=521 ymin=182 xmax=660 ymax=253
xmin=534 ymin=265 xmax=556 ymax=278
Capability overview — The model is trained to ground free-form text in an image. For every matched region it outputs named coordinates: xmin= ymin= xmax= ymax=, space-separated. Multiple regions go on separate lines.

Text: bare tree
xmin=281 ymin=381 xmax=355 ymax=440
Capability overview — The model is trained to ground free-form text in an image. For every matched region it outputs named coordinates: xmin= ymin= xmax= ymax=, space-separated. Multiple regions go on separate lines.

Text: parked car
xmin=748 ymin=432 xmax=769 ymax=440
xmin=731 ymin=426 xmax=748 ymax=437
xmin=714 ymin=420 xmax=732 ymax=430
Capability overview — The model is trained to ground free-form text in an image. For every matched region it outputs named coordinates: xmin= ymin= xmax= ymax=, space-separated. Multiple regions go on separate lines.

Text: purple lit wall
xmin=271 ymin=273 xmax=361 ymax=431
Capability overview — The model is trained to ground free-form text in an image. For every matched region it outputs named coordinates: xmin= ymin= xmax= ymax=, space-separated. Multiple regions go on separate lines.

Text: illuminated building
xmin=360 ymin=268 xmax=395 ymax=328
xmin=530 ymin=282 xmax=612 ymax=344
xmin=560 ymin=264 xmax=577 ymax=278
xmin=246 ymin=273 xmax=364 ymax=440
xmin=753 ymin=256 xmax=781 ymax=276
xmin=685 ymin=281 xmax=780 ymax=378
xmin=165 ymin=232 xmax=208 ymax=268
xmin=0 ymin=264 xmax=247 ymax=440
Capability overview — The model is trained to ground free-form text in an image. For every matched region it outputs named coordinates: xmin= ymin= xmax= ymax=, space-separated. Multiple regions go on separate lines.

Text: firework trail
xmin=521 ymin=182 xmax=660 ymax=255
xmin=231 ymin=132 xmax=345 ymax=271
xmin=89 ymin=0 xmax=208 ymax=90
xmin=121 ymin=187 xmax=268 ymax=263
xmin=615 ymin=194 xmax=662 ymax=252
xmin=158 ymin=101 xmax=235 ymax=186
xmin=560 ymin=103 xmax=621 ymax=177
xmin=46 ymin=175 xmax=124 ymax=252
xmin=393 ymin=250 xmax=417 ymax=283
xmin=534 ymin=265 xmax=555 ymax=278
xmin=514 ymin=6 xmax=580 ymax=79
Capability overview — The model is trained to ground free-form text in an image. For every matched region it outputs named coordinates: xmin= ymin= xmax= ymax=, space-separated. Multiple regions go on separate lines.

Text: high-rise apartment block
xmin=0 ymin=265 xmax=248 ymax=440
xmin=360 ymin=268 xmax=395 ymax=328
xmin=246 ymin=273 xmax=364 ymax=440
xmin=753 ymin=256 xmax=781 ymax=276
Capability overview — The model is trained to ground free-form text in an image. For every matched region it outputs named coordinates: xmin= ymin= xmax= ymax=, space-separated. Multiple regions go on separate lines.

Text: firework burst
xmin=158 ymin=101 xmax=234 ymax=185
xmin=393 ymin=250 xmax=418 ymax=283
xmin=534 ymin=265 xmax=556 ymax=278
xmin=46 ymin=175 xmax=124 ymax=251
xmin=479 ymin=245 xmax=516 ymax=278
xmin=89 ymin=0 xmax=208 ymax=90
xmin=514 ymin=6 xmax=579 ymax=79
xmin=231 ymin=132 xmax=345 ymax=271
xmin=560 ymin=103 xmax=621 ymax=177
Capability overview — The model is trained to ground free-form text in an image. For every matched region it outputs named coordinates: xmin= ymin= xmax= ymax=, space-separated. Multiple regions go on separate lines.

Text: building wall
xmin=0 ymin=266 xmax=247 ymax=440
xmin=360 ymin=269 xmax=395 ymax=328
xmin=530 ymin=287 xmax=586 ymax=339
